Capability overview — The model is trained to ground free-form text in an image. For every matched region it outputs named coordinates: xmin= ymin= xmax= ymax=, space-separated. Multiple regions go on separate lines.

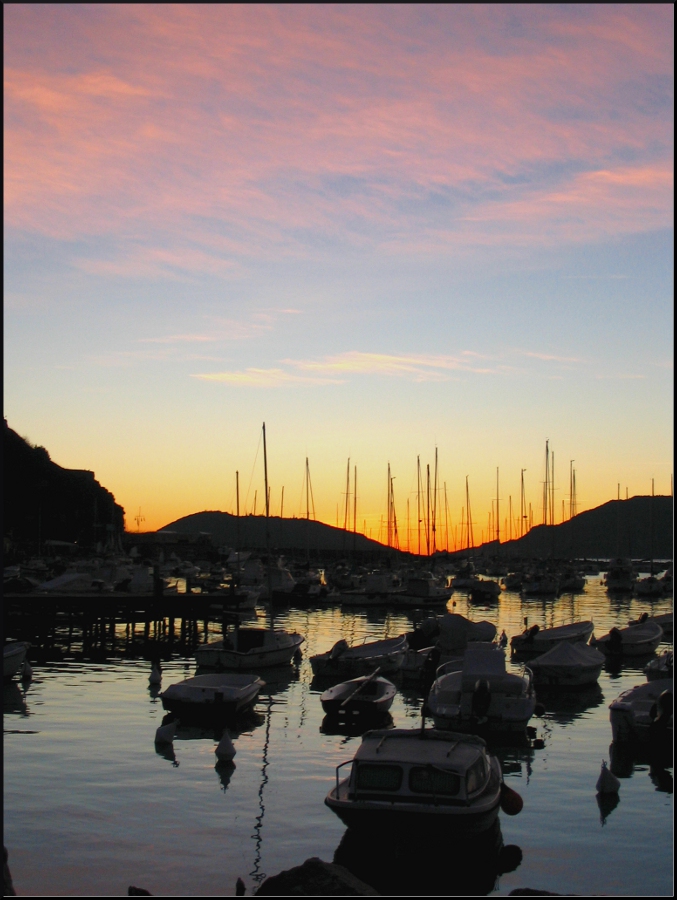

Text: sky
xmin=4 ymin=4 xmax=673 ymax=548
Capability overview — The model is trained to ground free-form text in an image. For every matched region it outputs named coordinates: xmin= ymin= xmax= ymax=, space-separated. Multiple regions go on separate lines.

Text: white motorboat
xmin=645 ymin=651 xmax=673 ymax=681
xmin=3 ymin=642 xmax=30 ymax=679
xmin=392 ymin=576 xmax=452 ymax=608
xmin=325 ymin=728 xmax=508 ymax=834
xmin=603 ymin=558 xmax=636 ymax=592
xmin=161 ymin=673 xmax=264 ymax=719
xmin=400 ymin=646 xmax=436 ymax=681
xmin=593 ymin=620 xmax=663 ymax=657
xmin=310 ymin=635 xmax=408 ymax=677
xmin=510 ymin=621 xmax=594 ymax=656
xmin=609 ymin=679 xmax=672 ymax=743
xmin=528 ymin=642 xmax=605 ymax=688
xmin=436 ymin=614 xmax=497 ymax=655
xmin=320 ymin=674 xmax=396 ymax=717
xmin=426 ymin=646 xmax=536 ymax=734
xmin=340 ymin=571 xmax=406 ymax=607
xmin=195 ymin=628 xmax=304 ymax=669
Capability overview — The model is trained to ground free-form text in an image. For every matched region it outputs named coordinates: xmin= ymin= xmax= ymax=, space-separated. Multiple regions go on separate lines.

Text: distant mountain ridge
xmin=158 ymin=495 xmax=672 ymax=559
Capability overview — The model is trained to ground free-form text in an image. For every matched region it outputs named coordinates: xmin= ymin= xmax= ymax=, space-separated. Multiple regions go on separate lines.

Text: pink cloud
xmin=4 ymin=5 xmax=672 ymax=266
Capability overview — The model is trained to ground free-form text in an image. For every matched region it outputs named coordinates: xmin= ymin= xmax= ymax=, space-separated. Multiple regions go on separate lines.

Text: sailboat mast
xmin=432 ymin=447 xmax=438 ymax=554
xmin=417 ymin=456 xmax=422 ymax=556
xmin=496 ymin=467 xmax=500 ymax=544
xmin=262 ymin=422 xmax=273 ymax=627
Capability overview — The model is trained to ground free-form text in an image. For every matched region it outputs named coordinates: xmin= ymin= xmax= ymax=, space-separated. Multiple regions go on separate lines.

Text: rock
xmin=254 ymin=857 xmax=379 ymax=896
xmin=4 ymin=847 xmax=16 ymax=897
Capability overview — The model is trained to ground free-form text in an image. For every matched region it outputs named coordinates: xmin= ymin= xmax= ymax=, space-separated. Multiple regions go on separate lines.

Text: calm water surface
xmin=4 ymin=578 xmax=673 ymax=896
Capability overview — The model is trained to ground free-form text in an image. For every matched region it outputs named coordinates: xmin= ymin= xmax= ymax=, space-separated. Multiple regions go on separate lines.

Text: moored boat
xmin=628 ymin=611 xmax=672 ymax=637
xmin=645 ymin=651 xmax=673 ymax=681
xmin=310 ymin=635 xmax=408 ymax=677
xmin=529 ymin=642 xmax=605 ymax=688
xmin=426 ymin=645 xmax=536 ymax=734
xmin=3 ymin=642 xmax=30 ymax=680
xmin=609 ymin=679 xmax=673 ymax=744
xmin=593 ymin=620 xmax=663 ymax=657
xmin=195 ymin=628 xmax=304 ymax=669
xmin=320 ymin=674 xmax=396 ymax=717
xmin=325 ymin=727 xmax=507 ymax=834
xmin=160 ymin=673 xmax=265 ymax=719
xmin=510 ymin=621 xmax=594 ymax=657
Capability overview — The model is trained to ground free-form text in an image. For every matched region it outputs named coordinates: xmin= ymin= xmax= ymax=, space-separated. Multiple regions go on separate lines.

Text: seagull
xmin=155 ymin=719 xmax=177 ymax=744
xmin=215 ymin=732 xmax=236 ymax=762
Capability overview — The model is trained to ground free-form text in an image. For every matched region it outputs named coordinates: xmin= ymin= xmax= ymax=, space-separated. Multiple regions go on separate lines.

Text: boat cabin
xmin=338 ymin=729 xmax=492 ymax=806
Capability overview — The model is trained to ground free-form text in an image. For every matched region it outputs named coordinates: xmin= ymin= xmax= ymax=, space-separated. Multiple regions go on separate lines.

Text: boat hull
xmin=195 ymin=632 xmax=304 ymax=669
xmin=325 ymin=759 xmax=502 ymax=836
xmin=3 ymin=642 xmax=29 ymax=679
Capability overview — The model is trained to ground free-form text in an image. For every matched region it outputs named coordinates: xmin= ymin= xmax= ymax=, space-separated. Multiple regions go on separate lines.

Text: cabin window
xmin=409 ymin=766 xmax=460 ymax=796
xmin=355 ymin=764 xmax=403 ymax=792
xmin=465 ymin=757 xmax=487 ymax=794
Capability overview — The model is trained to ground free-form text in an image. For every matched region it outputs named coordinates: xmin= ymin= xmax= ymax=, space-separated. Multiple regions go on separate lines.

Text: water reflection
xmin=333 ymin=817 xmax=522 ymax=896
xmin=320 ymin=712 xmax=393 ymax=737
xmin=609 ymin=741 xmax=673 ymax=793
xmin=250 ymin=695 xmax=273 ymax=888
xmin=3 ymin=682 xmax=29 ymax=716
xmin=596 ymin=791 xmax=620 ymax=826
xmin=535 ymin=684 xmax=605 ymax=725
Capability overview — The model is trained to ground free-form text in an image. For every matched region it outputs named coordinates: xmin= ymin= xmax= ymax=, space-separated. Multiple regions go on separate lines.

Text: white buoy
xmin=215 ymin=732 xmax=236 ymax=762
xmin=149 ymin=663 xmax=162 ymax=685
xmin=596 ymin=759 xmax=620 ymax=794
xmin=155 ymin=720 xmax=177 ymax=744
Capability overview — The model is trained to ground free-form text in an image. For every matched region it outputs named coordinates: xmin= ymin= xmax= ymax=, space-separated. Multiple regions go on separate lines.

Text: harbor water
xmin=3 ymin=577 xmax=673 ymax=896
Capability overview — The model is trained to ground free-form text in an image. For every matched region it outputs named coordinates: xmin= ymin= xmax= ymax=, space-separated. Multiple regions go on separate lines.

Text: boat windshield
xmin=409 ymin=766 xmax=461 ymax=796
xmin=355 ymin=764 xmax=403 ymax=792
xmin=465 ymin=757 xmax=487 ymax=794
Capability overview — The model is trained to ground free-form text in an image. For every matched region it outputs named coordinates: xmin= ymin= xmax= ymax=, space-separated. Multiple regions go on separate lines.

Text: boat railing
xmin=335 ymin=759 xmax=353 ymax=795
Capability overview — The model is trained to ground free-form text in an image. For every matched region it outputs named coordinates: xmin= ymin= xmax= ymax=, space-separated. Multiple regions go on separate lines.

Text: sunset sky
xmin=4 ymin=4 xmax=673 ymax=546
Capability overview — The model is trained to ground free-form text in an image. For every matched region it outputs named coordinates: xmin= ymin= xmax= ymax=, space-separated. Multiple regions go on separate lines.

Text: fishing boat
xmin=320 ymin=673 xmax=396 ymax=717
xmin=325 ymin=728 xmax=511 ymax=834
xmin=528 ymin=642 xmax=605 ymax=688
xmin=195 ymin=627 xmax=304 ymax=669
xmin=3 ymin=642 xmax=29 ymax=679
xmin=310 ymin=635 xmax=408 ymax=677
xmin=593 ymin=620 xmax=663 ymax=657
xmin=160 ymin=673 xmax=265 ymax=720
xmin=510 ymin=620 xmax=594 ymax=656
xmin=609 ymin=679 xmax=673 ymax=743
xmin=426 ymin=645 xmax=536 ymax=735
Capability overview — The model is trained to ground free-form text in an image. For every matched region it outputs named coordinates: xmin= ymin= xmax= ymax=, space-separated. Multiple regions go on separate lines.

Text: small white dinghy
xmin=321 ymin=672 xmax=396 ymax=717
xmin=161 ymin=673 xmax=265 ymax=720
xmin=629 ymin=612 xmax=673 ymax=637
xmin=195 ymin=628 xmax=304 ymax=669
xmin=529 ymin=642 xmax=605 ymax=688
xmin=593 ymin=620 xmax=663 ymax=657
xmin=510 ymin=621 xmax=594 ymax=656
xmin=310 ymin=635 xmax=408 ymax=677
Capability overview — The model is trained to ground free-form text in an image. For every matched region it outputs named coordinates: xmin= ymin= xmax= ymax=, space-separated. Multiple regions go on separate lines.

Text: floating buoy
xmin=149 ymin=663 xmax=162 ymax=685
xmin=155 ymin=720 xmax=177 ymax=744
xmin=500 ymin=781 xmax=523 ymax=815
xmin=534 ymin=703 xmax=546 ymax=717
xmin=215 ymin=732 xmax=236 ymax=762
xmin=596 ymin=759 xmax=620 ymax=794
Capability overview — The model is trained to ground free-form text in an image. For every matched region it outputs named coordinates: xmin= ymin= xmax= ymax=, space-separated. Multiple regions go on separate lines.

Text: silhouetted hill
xmin=480 ymin=496 xmax=672 ymax=560
xmin=3 ymin=420 xmax=124 ymax=551
xmin=158 ymin=510 xmax=389 ymax=556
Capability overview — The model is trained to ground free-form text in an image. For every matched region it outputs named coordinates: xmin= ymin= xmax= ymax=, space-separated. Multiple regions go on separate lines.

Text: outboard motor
xmin=608 ymin=627 xmax=623 ymax=655
xmin=329 ymin=639 xmax=349 ymax=659
xmin=524 ymin=624 xmax=540 ymax=644
xmin=649 ymin=689 xmax=673 ymax=744
xmin=471 ymin=678 xmax=492 ymax=721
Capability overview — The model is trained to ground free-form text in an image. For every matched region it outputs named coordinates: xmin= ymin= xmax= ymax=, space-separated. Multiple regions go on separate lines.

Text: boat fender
xmin=499 ymin=782 xmax=523 ymax=815
xmin=330 ymin=639 xmax=349 ymax=660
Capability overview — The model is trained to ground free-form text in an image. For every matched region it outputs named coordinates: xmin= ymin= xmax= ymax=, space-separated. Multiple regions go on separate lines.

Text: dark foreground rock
xmin=254 ymin=857 xmax=379 ymax=896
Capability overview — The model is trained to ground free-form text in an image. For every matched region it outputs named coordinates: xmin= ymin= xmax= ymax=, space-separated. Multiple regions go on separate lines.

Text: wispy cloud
xmin=191 ymin=368 xmax=345 ymax=387
xmin=4 ymin=5 xmax=672 ymax=272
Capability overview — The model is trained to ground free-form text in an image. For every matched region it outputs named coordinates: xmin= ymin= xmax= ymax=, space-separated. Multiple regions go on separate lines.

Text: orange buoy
xmin=500 ymin=782 xmax=524 ymax=816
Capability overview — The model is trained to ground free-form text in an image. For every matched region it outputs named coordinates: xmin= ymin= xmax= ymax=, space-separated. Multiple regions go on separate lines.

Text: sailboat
xmin=195 ymin=423 xmax=304 ymax=670
xmin=635 ymin=481 xmax=665 ymax=597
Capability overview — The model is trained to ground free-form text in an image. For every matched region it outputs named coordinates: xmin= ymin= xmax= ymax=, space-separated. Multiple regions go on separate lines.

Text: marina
xmin=3 ymin=574 xmax=673 ymax=896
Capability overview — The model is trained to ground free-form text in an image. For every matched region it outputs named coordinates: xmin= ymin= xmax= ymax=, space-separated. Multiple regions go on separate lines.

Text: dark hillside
xmin=3 ymin=420 xmax=124 ymax=552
